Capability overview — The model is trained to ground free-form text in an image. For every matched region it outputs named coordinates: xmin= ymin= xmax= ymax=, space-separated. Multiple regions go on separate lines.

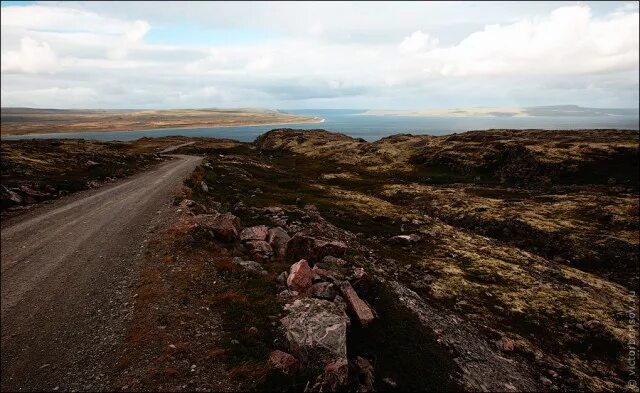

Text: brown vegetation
xmin=0 ymin=108 xmax=321 ymax=136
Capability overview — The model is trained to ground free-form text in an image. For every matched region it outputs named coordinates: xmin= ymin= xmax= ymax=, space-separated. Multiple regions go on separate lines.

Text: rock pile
xmin=194 ymin=205 xmax=377 ymax=390
xmin=275 ymin=236 xmax=377 ymax=390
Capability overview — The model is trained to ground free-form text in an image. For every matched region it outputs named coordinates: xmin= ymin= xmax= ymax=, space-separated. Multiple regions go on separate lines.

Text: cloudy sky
xmin=1 ymin=1 xmax=638 ymax=109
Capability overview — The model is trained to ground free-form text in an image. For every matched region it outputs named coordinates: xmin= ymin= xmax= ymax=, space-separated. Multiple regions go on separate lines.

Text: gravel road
xmin=1 ymin=153 xmax=202 ymax=391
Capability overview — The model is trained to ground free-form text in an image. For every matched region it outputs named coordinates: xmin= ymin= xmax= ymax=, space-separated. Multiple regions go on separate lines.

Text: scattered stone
xmin=350 ymin=267 xmax=365 ymax=281
xmin=382 ymin=377 xmax=397 ymax=388
xmin=496 ymin=336 xmax=515 ymax=352
xmin=200 ymin=181 xmax=209 ymax=192
xmin=194 ymin=213 xmax=242 ymax=242
xmin=232 ymin=257 xmax=266 ymax=275
xmin=1 ymin=185 xmax=22 ymax=204
xmin=245 ymin=240 xmax=273 ymax=262
xmin=583 ymin=319 xmax=602 ymax=330
xmin=333 ymin=295 xmax=348 ymax=313
xmin=312 ymin=266 xmax=343 ymax=284
xmin=322 ymin=255 xmax=348 ymax=266
xmin=281 ymin=298 xmax=349 ymax=365
xmin=312 ymin=282 xmax=337 ymax=301
xmin=286 ymin=233 xmax=347 ymax=264
xmin=539 ymin=376 xmax=553 ymax=387
xmin=388 ymin=234 xmax=421 ymax=245
xmin=276 ymin=271 xmax=289 ymax=286
xmin=265 ymin=206 xmax=284 ymax=215
xmin=352 ymin=356 xmax=375 ymax=392
xmin=179 ymin=199 xmax=196 ymax=208
xmin=267 ymin=227 xmax=291 ymax=259
xmin=287 ymin=259 xmax=313 ymax=295
xmin=248 ymin=326 xmax=259 ymax=335
xmin=278 ymin=289 xmax=298 ymax=300
xmin=240 ymin=225 xmax=269 ymax=242
xmin=268 ymin=350 xmax=299 ymax=374
xmin=311 ymin=358 xmax=349 ymax=391
xmin=339 ymin=281 xmax=375 ymax=326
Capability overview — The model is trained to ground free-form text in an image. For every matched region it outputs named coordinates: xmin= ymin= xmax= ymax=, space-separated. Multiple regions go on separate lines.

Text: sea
xmin=3 ymin=109 xmax=639 ymax=142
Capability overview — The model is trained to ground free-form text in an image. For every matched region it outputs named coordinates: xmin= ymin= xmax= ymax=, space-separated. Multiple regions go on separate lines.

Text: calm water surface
xmin=3 ymin=109 xmax=638 ymax=142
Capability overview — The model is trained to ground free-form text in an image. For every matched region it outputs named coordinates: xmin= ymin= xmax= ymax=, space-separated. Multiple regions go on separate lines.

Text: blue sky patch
xmin=145 ymin=25 xmax=280 ymax=46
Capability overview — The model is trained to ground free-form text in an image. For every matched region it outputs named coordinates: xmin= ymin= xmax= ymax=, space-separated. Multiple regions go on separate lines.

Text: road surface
xmin=1 ymin=154 xmax=202 ymax=391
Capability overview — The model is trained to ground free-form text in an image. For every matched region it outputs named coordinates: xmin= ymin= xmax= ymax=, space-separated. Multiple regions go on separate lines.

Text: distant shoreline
xmin=0 ymin=107 xmax=324 ymax=136
xmin=1 ymin=117 xmax=326 ymax=139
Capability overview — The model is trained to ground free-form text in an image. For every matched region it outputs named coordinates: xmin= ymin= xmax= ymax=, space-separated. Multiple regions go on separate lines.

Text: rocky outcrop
xmin=286 ymin=233 xmax=347 ymax=264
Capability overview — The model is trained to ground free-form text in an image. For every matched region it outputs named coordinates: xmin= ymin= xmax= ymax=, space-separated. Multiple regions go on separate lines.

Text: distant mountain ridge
xmin=365 ymin=105 xmax=639 ymax=117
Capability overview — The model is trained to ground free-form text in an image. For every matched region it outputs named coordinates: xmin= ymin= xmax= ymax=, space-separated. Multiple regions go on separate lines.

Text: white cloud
xmin=1 ymin=86 xmax=97 ymax=107
xmin=399 ymin=31 xmax=439 ymax=53
xmin=1 ymin=37 xmax=59 ymax=74
xmin=0 ymin=2 xmax=638 ymax=109
xmin=417 ymin=5 xmax=639 ymax=76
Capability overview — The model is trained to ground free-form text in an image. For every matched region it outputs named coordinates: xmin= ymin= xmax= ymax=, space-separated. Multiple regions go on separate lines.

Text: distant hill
xmin=365 ymin=105 xmax=639 ymax=117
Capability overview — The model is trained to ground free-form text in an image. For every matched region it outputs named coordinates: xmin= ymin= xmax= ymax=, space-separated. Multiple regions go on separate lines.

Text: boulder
xmin=240 ymin=225 xmax=269 ymax=242
xmin=287 ymin=233 xmax=347 ymax=264
xmin=267 ymin=227 xmax=291 ymax=259
xmin=268 ymin=350 xmax=299 ymax=374
xmin=281 ymin=298 xmax=349 ymax=365
xmin=245 ymin=240 xmax=273 ymax=262
xmin=312 ymin=282 xmax=337 ymax=301
xmin=287 ymin=259 xmax=313 ymax=295
xmin=388 ymin=234 xmax=421 ymax=245
xmin=232 ymin=257 xmax=266 ymax=275
xmin=339 ymin=281 xmax=375 ymax=326
xmin=194 ymin=213 xmax=242 ymax=242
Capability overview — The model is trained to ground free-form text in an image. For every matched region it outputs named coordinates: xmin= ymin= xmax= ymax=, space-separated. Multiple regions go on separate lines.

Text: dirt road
xmin=1 ymin=154 xmax=202 ymax=391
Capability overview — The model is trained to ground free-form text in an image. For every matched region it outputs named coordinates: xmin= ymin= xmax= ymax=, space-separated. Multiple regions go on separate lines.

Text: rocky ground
xmin=113 ymin=128 xmax=638 ymax=392
xmin=2 ymin=129 xmax=637 ymax=391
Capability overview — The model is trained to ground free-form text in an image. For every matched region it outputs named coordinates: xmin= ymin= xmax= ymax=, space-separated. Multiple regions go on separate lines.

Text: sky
xmin=0 ymin=1 xmax=638 ymax=110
